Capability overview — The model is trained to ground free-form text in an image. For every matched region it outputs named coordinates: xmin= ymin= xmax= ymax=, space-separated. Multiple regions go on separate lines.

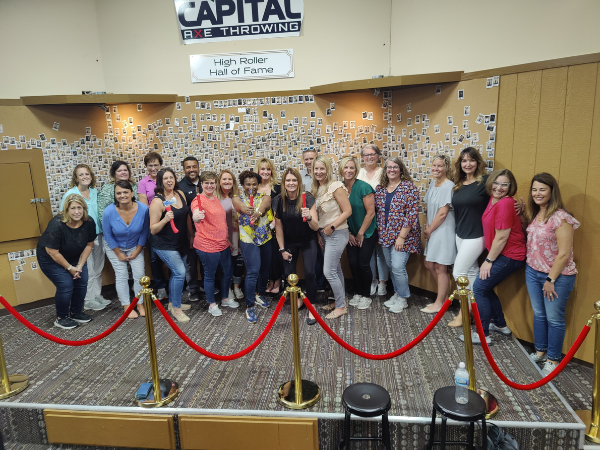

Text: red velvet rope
xmin=303 ymin=296 xmax=452 ymax=360
xmin=154 ymin=294 xmax=285 ymax=361
xmin=472 ymin=303 xmax=590 ymax=390
xmin=0 ymin=295 xmax=139 ymax=347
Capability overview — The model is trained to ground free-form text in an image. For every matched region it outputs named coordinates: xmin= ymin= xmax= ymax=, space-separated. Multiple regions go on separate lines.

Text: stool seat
xmin=342 ymin=383 xmax=391 ymax=418
xmin=433 ymin=386 xmax=486 ymax=421
xmin=339 ymin=383 xmax=392 ymax=449
xmin=426 ymin=386 xmax=487 ymax=450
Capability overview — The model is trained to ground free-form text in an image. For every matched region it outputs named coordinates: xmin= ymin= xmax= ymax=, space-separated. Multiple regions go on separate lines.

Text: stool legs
xmin=481 ymin=418 xmax=487 ymax=450
xmin=467 ymin=422 xmax=474 ymax=449
xmin=339 ymin=410 xmax=352 ymax=450
xmin=440 ymin=416 xmax=447 ymax=450
xmin=382 ymin=412 xmax=391 ymax=450
xmin=426 ymin=408 xmax=436 ymax=450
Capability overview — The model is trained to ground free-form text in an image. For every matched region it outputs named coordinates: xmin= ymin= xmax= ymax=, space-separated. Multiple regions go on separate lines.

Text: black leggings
xmin=346 ymin=231 xmax=377 ymax=297
xmin=270 ymin=238 xmax=284 ymax=285
xmin=282 ymin=238 xmax=318 ymax=303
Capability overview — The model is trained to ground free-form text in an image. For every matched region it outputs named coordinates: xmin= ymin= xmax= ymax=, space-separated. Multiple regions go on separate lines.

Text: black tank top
xmin=150 ymin=191 xmax=189 ymax=254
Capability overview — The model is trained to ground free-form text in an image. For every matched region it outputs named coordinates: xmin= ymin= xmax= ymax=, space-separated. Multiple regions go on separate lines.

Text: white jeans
xmin=453 ymin=235 xmax=485 ymax=291
xmin=85 ymin=235 xmax=105 ymax=302
xmin=103 ymin=241 xmax=145 ymax=306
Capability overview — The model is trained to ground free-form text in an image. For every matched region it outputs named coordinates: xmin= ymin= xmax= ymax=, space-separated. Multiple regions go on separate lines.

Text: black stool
xmin=425 ymin=386 xmax=487 ymax=449
xmin=339 ymin=383 xmax=392 ymax=449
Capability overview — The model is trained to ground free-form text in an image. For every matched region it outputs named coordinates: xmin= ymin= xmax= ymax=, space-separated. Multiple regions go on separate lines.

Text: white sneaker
xmin=156 ymin=288 xmax=168 ymax=300
xmin=95 ymin=295 xmax=111 ymax=306
xmin=221 ymin=298 xmax=240 ymax=309
xmin=349 ymin=294 xmax=361 ymax=306
xmin=84 ymin=298 xmax=107 ymax=311
xmin=228 ymin=289 xmax=235 ymax=300
xmin=234 ymin=287 xmax=244 ymax=299
xmin=370 ymin=280 xmax=378 ymax=296
xmin=383 ymin=293 xmax=399 ymax=308
xmin=541 ymin=361 xmax=558 ymax=377
xmin=357 ymin=297 xmax=372 ymax=310
xmin=377 ymin=283 xmax=387 ymax=296
xmin=389 ymin=297 xmax=407 ymax=313
xmin=208 ymin=305 xmax=223 ymax=317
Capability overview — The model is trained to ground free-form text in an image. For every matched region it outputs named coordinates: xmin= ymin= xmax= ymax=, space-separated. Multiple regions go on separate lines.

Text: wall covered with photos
xmin=0 ymin=78 xmax=499 ymax=218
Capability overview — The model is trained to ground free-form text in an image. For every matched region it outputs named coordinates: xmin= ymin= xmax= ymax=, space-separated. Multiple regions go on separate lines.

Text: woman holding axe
xmin=149 ymin=168 xmax=194 ymax=323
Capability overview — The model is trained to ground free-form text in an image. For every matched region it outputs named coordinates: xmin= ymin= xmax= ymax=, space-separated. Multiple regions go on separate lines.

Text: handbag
xmin=487 ymin=423 xmax=519 ymax=450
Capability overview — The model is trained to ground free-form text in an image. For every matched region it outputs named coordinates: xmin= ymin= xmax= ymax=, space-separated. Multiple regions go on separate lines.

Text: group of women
xmin=38 ymin=146 xmax=579 ymax=376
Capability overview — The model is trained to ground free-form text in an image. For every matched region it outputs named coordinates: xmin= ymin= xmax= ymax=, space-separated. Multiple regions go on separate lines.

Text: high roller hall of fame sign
xmin=173 ymin=0 xmax=304 ymax=44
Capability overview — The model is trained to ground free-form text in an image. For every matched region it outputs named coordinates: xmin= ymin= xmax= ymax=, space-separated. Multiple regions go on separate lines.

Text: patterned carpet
xmin=0 ymin=285 xmax=589 ymax=449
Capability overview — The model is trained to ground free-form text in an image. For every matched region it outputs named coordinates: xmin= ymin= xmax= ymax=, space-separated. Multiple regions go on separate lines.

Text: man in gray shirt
xmin=299 ymin=147 xmax=317 ymax=192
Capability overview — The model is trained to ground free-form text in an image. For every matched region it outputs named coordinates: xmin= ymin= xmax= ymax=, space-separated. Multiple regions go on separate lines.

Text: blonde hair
xmin=255 ymin=158 xmax=279 ymax=188
xmin=60 ymin=194 xmax=89 ymax=223
xmin=216 ymin=169 xmax=239 ymax=199
xmin=432 ymin=154 xmax=453 ymax=180
xmin=380 ymin=157 xmax=412 ymax=188
xmin=69 ymin=164 xmax=96 ymax=189
xmin=453 ymin=147 xmax=485 ymax=191
xmin=338 ymin=156 xmax=359 ymax=180
xmin=281 ymin=168 xmax=303 ymax=213
xmin=311 ymin=155 xmax=335 ymax=197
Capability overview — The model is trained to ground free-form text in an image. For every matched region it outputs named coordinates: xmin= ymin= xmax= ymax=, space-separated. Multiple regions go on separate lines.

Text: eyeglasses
xmin=363 ymin=153 xmax=378 ymax=158
xmin=492 ymin=181 xmax=510 ymax=188
xmin=386 ymin=166 xmax=400 ymax=171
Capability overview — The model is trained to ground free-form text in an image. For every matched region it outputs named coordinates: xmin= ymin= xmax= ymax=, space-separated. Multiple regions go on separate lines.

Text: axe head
xmin=163 ymin=197 xmax=177 ymax=207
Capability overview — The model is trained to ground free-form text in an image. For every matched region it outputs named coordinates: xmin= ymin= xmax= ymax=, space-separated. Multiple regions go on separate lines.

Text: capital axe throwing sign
xmin=174 ymin=0 xmax=304 ymax=44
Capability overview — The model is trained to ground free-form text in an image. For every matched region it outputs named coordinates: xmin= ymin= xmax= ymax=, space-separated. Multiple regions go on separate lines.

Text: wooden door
xmin=0 ymin=162 xmax=41 ymax=241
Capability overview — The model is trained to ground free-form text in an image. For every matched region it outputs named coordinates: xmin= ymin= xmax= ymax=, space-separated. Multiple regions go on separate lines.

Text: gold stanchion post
xmin=0 ymin=331 xmax=28 ymax=399
xmin=575 ymin=301 xmax=600 ymax=443
xmin=456 ymin=276 xmax=499 ymax=418
xmin=136 ymin=276 xmax=179 ymax=408
xmin=277 ymin=274 xmax=321 ymax=409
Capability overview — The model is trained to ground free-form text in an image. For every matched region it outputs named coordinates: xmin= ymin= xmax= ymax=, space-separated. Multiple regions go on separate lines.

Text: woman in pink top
xmin=191 ymin=172 xmax=238 ymax=317
xmin=463 ymin=169 xmax=526 ymax=346
xmin=524 ymin=173 xmax=579 ymax=376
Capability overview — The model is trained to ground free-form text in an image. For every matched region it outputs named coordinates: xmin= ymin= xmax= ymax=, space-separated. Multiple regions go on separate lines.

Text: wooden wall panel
xmin=511 ymin=71 xmax=542 ymax=201
xmin=495 ymin=73 xmax=517 ymax=170
xmin=534 ymin=67 xmax=568 ymax=176
xmin=576 ymin=64 xmax=600 ymax=360
xmin=559 ymin=63 xmax=599 ymax=357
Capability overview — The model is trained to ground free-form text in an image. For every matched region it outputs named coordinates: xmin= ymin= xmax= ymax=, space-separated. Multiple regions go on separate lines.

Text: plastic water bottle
xmin=455 ymin=362 xmax=469 ymax=404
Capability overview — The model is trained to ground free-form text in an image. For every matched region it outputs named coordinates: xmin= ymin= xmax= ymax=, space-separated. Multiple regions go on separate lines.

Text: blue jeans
xmin=240 ymin=240 xmax=272 ymax=307
xmin=473 ymin=255 xmax=525 ymax=336
xmin=154 ymin=249 xmax=187 ymax=308
xmin=196 ymin=248 xmax=233 ymax=305
xmin=38 ymin=255 xmax=89 ymax=319
xmin=148 ymin=241 xmax=167 ymax=291
xmin=380 ymin=246 xmax=410 ymax=298
xmin=526 ymin=265 xmax=576 ymax=361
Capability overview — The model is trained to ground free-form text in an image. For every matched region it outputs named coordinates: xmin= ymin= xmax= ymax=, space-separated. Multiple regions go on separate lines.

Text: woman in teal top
xmin=340 ymin=156 xmax=377 ymax=310
xmin=59 ymin=164 xmax=109 ymax=311
xmin=97 ymin=160 xmax=138 ymax=231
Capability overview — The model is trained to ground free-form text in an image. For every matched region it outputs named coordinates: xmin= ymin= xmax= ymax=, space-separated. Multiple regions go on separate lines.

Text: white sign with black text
xmin=174 ymin=0 xmax=304 ymax=44
xmin=190 ymin=49 xmax=294 ymax=83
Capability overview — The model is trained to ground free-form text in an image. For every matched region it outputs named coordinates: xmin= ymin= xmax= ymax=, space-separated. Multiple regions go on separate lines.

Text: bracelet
xmin=67 ymin=265 xmax=73 ymax=271
xmin=398 ymin=236 xmax=406 ymax=240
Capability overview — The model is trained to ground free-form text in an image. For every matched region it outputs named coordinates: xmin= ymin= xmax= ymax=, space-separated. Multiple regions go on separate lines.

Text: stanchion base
xmin=477 ymin=389 xmax=499 ymax=419
xmin=0 ymin=374 xmax=28 ymax=399
xmin=575 ymin=409 xmax=600 ymax=443
xmin=277 ymin=380 xmax=321 ymax=410
xmin=136 ymin=379 xmax=179 ymax=408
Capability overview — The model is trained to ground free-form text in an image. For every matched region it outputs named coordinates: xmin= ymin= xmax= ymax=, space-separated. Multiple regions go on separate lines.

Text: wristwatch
xmin=485 ymin=258 xmax=494 ymax=263
xmin=279 ymin=248 xmax=287 ymax=253
xmin=546 ymin=276 xmax=556 ymax=284
xmin=330 ymin=224 xmax=336 ymax=231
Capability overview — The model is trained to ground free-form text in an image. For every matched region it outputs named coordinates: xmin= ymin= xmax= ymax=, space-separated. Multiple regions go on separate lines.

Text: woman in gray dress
xmin=422 ymin=155 xmax=456 ymax=313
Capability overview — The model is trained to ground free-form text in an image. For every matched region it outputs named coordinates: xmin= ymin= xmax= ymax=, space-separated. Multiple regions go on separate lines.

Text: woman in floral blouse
xmin=233 ymin=170 xmax=272 ymax=324
xmin=374 ymin=156 xmax=422 ymax=313
xmin=524 ymin=172 xmax=579 ymax=377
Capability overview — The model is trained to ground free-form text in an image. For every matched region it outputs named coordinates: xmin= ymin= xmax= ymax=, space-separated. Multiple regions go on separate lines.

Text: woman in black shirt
xmin=149 ymin=168 xmax=193 ymax=323
xmin=37 ymin=194 xmax=97 ymax=329
xmin=273 ymin=168 xmax=320 ymax=325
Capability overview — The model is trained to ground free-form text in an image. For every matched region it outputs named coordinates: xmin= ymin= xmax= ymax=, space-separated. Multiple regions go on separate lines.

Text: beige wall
xmin=0 ymin=0 xmax=106 ymax=97
xmin=2 ymin=0 xmax=600 ymax=98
